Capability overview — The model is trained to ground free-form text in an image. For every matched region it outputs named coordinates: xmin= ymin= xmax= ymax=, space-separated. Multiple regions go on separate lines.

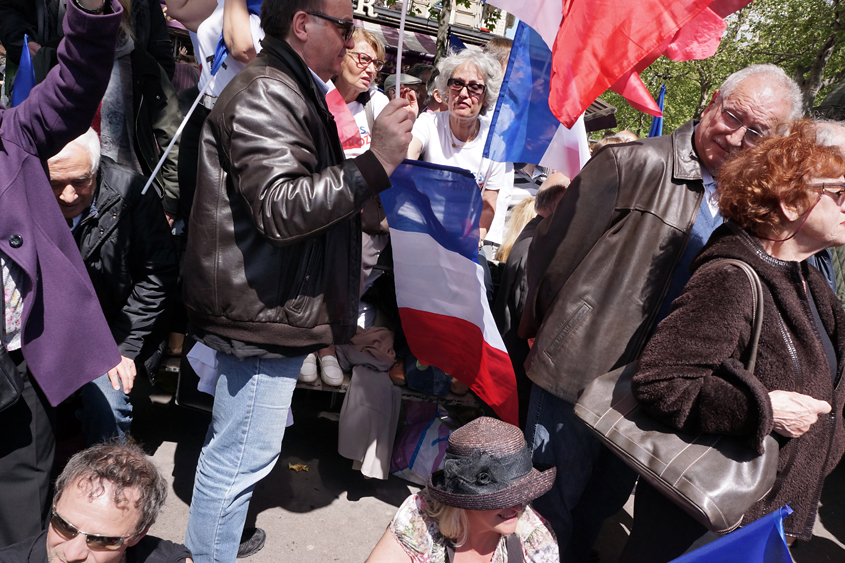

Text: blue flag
xmin=11 ymin=34 xmax=37 ymax=107
xmin=670 ymin=506 xmax=793 ymax=563
xmin=449 ymin=33 xmax=467 ymax=53
xmin=648 ymin=84 xmax=666 ymax=137
xmin=482 ymin=21 xmax=589 ymax=180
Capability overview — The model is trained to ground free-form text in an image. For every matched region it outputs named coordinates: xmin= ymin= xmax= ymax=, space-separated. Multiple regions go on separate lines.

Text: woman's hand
xmin=769 ymin=390 xmax=831 ymax=438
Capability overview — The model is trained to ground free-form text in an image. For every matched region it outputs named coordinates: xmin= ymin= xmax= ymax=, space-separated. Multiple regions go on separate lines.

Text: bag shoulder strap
xmin=703 ymin=258 xmax=765 ymax=372
xmin=364 ymin=99 xmax=375 ymax=134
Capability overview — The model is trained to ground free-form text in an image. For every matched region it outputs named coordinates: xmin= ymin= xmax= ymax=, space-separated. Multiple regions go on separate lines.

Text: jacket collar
xmin=259 ymin=35 xmax=329 ymax=114
xmin=671 ymin=119 xmax=704 ymax=182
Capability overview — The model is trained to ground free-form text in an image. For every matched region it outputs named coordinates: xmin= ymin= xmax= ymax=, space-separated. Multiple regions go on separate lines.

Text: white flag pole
xmin=141 ymin=79 xmax=213 ymax=195
xmin=394 ymin=0 xmax=409 ymax=100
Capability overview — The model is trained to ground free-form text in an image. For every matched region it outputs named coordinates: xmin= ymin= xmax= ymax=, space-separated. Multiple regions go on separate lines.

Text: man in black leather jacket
xmin=181 ymin=0 xmax=414 ymax=561
xmin=519 ymin=65 xmax=802 ymax=562
xmin=47 ymin=129 xmax=178 ymax=445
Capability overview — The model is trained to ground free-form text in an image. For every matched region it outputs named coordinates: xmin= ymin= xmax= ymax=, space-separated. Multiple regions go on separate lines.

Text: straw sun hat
xmin=427 ymin=417 xmax=556 ymax=511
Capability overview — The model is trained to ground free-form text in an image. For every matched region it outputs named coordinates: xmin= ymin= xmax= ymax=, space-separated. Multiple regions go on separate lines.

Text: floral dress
xmin=389 ymin=492 xmax=559 ymax=563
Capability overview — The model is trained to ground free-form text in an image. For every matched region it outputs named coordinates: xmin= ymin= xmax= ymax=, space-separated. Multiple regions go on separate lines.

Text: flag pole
xmin=394 ymin=0 xmax=408 ymax=100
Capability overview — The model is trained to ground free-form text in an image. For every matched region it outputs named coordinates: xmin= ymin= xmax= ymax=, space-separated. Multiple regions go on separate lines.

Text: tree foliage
xmin=601 ymin=0 xmax=845 ymax=138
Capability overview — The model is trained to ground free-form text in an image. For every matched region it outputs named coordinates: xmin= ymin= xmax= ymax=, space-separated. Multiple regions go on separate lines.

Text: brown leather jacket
xmin=519 ymin=120 xmax=705 ymax=403
xmin=183 ymin=36 xmax=390 ymax=352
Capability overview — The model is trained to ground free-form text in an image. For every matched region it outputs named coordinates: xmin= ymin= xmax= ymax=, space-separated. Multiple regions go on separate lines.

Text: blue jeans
xmin=79 ymin=373 xmax=132 ymax=445
xmin=185 ymin=351 xmax=303 ymax=563
xmin=525 ymin=384 xmax=638 ymax=563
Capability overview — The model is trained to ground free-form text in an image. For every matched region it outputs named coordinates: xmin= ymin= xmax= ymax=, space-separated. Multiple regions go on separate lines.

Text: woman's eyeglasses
xmin=305 ymin=12 xmax=355 ymax=43
xmin=346 ymin=51 xmax=384 ymax=71
xmin=50 ymin=508 xmax=132 ymax=551
xmin=809 ymin=182 xmax=845 ymax=206
xmin=447 ymin=78 xmax=486 ymax=97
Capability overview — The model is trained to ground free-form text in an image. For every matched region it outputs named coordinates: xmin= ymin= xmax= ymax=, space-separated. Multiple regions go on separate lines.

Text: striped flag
xmin=381 ymin=160 xmax=519 ymax=425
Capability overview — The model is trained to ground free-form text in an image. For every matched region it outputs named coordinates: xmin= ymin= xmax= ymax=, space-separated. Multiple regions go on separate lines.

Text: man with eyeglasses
xmin=518 ymin=64 xmax=803 ymax=562
xmin=181 ymin=0 xmax=415 ymax=561
xmin=0 ymin=442 xmax=192 ymax=563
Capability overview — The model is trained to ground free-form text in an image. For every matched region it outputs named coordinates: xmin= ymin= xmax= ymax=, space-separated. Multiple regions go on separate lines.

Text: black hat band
xmin=439 ymin=445 xmax=533 ymax=497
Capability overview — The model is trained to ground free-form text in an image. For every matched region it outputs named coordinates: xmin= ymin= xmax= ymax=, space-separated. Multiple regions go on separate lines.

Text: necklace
xmin=449 ymin=119 xmax=479 ymax=148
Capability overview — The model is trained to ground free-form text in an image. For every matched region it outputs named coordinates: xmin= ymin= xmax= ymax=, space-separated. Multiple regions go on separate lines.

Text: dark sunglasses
xmin=347 ymin=50 xmax=384 ymax=71
xmin=447 ymin=78 xmax=486 ymax=97
xmin=50 ymin=508 xmax=132 ymax=551
xmin=305 ymin=12 xmax=355 ymax=42
xmin=809 ymin=182 xmax=845 ymax=206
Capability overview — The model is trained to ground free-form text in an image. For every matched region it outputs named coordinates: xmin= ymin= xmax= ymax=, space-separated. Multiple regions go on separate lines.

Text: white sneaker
xmin=319 ymin=354 xmax=344 ymax=386
xmin=299 ymin=353 xmax=318 ymax=383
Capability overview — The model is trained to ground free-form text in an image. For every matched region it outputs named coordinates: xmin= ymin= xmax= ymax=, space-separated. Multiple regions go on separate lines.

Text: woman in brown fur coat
xmin=620 ymin=120 xmax=845 ymax=562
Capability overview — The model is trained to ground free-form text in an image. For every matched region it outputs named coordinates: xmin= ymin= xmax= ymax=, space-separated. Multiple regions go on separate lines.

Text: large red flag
xmin=548 ymin=0 xmax=753 ymax=127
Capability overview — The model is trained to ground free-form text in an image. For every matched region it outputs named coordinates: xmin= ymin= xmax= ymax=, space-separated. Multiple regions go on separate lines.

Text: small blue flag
xmin=11 ymin=34 xmax=37 ymax=107
xmin=449 ymin=33 xmax=467 ymax=53
xmin=670 ymin=505 xmax=793 ymax=563
xmin=648 ymin=84 xmax=666 ymax=137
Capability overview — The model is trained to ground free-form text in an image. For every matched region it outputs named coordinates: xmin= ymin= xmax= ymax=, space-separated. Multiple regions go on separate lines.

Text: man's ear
xmin=289 ymin=10 xmax=309 ymax=42
xmin=125 ymin=525 xmax=151 ymax=548
xmin=779 ymin=199 xmax=803 ymax=223
xmin=711 ymin=89 xmax=720 ymax=105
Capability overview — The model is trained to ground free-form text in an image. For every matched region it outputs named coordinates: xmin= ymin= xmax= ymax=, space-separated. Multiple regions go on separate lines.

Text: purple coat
xmin=0 ymin=1 xmax=122 ymax=405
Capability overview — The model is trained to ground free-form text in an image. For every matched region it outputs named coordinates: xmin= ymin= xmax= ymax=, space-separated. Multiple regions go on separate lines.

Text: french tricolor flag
xmin=381 ymin=161 xmax=518 ymax=425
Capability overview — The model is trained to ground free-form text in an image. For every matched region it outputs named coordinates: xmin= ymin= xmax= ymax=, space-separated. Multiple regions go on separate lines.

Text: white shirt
xmin=411 ymin=111 xmax=507 ymax=193
xmin=344 ymin=90 xmax=389 ymax=159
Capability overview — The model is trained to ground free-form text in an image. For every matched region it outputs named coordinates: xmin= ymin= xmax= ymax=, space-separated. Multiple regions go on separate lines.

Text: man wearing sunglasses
xmin=181 ymin=0 xmax=414 ymax=561
xmin=519 ymin=64 xmax=803 ymax=562
xmin=0 ymin=442 xmax=191 ymax=563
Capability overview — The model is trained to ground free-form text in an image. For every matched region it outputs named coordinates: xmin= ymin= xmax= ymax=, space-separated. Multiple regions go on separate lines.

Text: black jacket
xmin=184 ymin=36 xmax=391 ymax=354
xmin=73 ymin=157 xmax=179 ymax=372
xmin=520 ymin=120 xmax=705 ymax=403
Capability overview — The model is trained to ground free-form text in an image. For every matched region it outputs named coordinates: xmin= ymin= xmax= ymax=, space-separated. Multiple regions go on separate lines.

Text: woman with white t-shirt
xmin=407 ymin=49 xmax=505 ymax=242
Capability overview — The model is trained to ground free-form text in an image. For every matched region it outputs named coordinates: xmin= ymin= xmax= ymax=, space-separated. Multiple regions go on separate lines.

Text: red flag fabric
xmin=548 ymin=0 xmax=752 ymax=127
xmin=325 ymin=87 xmax=364 ymax=151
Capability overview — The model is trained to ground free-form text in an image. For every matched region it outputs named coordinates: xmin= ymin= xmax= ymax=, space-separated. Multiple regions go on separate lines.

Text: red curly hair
xmin=716 ymin=119 xmax=845 ymax=236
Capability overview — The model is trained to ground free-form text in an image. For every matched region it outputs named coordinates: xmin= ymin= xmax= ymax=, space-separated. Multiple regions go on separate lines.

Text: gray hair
xmin=720 ymin=64 xmax=803 ymax=121
xmin=54 ymin=441 xmax=168 ymax=538
xmin=814 ymin=119 xmax=845 ymax=148
xmin=435 ymin=49 xmax=503 ymax=115
xmin=53 ymin=128 xmax=101 ymax=174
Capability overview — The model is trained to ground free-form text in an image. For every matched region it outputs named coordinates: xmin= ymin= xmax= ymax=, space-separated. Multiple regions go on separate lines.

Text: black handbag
xmin=0 ymin=289 xmax=24 ymax=413
xmin=574 ymin=258 xmax=779 ymax=533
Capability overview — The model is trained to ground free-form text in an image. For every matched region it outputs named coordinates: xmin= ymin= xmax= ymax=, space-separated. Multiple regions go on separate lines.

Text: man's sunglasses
xmin=306 ymin=12 xmax=354 ymax=42
xmin=50 ymin=508 xmax=132 ymax=551
xmin=809 ymin=182 xmax=845 ymax=206
xmin=347 ymin=51 xmax=384 ymax=71
xmin=447 ymin=78 xmax=486 ymax=97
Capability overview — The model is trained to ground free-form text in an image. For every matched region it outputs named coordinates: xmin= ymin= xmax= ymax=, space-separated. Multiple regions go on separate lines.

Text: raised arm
xmin=164 ymin=0 xmax=215 ymax=32
xmin=3 ymin=0 xmax=123 ymax=160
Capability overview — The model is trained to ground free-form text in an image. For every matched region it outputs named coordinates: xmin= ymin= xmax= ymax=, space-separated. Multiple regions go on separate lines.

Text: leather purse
xmin=574 ymin=258 xmax=779 ymax=533
xmin=0 ymin=290 xmax=24 ymax=413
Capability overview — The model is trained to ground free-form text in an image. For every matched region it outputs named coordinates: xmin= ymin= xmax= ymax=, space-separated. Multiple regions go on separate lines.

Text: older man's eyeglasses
xmin=50 ymin=508 xmax=132 ymax=551
xmin=809 ymin=182 xmax=845 ymax=206
xmin=719 ymin=98 xmax=766 ymax=147
xmin=306 ymin=12 xmax=355 ymax=42
xmin=447 ymin=78 xmax=486 ymax=97
xmin=347 ymin=51 xmax=384 ymax=71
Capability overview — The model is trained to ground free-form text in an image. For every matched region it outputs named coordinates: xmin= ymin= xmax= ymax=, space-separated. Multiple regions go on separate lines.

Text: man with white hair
xmin=520 ymin=64 xmax=804 ymax=561
xmin=47 ymin=129 xmax=179 ymax=445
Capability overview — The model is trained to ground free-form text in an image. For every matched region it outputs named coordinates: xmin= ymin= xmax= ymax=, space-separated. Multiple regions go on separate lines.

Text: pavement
xmin=115 ymin=374 xmax=845 ymax=562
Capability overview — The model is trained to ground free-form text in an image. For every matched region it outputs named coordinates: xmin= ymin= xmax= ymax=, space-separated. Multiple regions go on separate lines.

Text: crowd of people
xmin=2 ymin=0 xmax=845 ymax=562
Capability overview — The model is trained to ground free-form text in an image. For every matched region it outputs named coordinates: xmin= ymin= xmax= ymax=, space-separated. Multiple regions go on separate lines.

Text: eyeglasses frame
xmin=346 ymin=50 xmax=384 ymax=71
xmin=305 ymin=11 xmax=355 ymax=43
xmin=446 ymin=78 xmax=486 ymax=98
xmin=50 ymin=507 xmax=133 ymax=551
xmin=809 ymin=182 xmax=845 ymax=207
xmin=718 ymin=97 xmax=766 ymax=147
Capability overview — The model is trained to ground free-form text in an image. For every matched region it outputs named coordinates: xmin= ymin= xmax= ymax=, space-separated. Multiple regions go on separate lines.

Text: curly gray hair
xmin=434 ymin=49 xmax=503 ymax=116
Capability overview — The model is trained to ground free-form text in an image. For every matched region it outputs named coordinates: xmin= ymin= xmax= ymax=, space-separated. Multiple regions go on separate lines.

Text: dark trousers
xmin=0 ymin=351 xmax=55 ymax=547
xmin=619 ymin=480 xmax=717 ymax=562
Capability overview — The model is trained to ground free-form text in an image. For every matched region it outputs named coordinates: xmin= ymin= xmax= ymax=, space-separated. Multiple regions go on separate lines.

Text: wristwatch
xmin=72 ymin=0 xmax=108 ymax=14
